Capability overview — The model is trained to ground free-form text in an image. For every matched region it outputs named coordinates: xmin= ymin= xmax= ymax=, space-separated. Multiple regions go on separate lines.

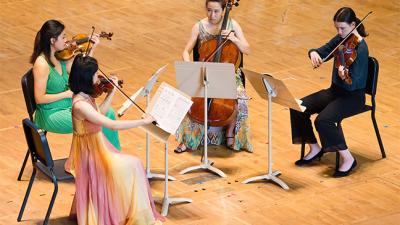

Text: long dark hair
xmin=333 ymin=7 xmax=368 ymax=37
xmin=30 ymin=20 xmax=65 ymax=67
xmin=206 ymin=0 xmax=227 ymax=10
xmin=69 ymin=54 xmax=98 ymax=95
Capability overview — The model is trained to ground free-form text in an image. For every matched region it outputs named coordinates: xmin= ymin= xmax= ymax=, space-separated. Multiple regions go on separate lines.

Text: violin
xmin=92 ymin=75 xmax=123 ymax=98
xmin=188 ymin=0 xmax=240 ymax=127
xmin=55 ymin=31 xmax=113 ymax=60
xmin=314 ymin=11 xmax=372 ymax=84
xmin=333 ymin=34 xmax=360 ymax=85
xmin=96 ymin=68 xmax=158 ymax=125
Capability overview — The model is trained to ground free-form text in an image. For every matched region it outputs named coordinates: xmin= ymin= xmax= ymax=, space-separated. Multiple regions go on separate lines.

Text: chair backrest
xmin=22 ymin=118 xmax=54 ymax=168
xmin=365 ymin=56 xmax=379 ymax=96
xmin=21 ymin=69 xmax=36 ymax=121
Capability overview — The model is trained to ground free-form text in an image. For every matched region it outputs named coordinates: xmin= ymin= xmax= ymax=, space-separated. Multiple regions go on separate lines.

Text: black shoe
xmin=295 ymin=150 xmax=324 ymax=166
xmin=333 ymin=159 xmax=357 ymax=178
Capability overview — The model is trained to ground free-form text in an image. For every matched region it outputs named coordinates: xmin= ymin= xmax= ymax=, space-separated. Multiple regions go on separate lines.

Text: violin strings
xmin=97 ymin=68 xmax=146 ymax=114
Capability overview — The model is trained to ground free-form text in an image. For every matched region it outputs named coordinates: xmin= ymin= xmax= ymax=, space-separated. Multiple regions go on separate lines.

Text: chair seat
xmin=338 ymin=105 xmax=372 ymax=125
xmin=35 ymin=159 xmax=74 ymax=181
xmin=359 ymin=104 xmax=372 ymax=114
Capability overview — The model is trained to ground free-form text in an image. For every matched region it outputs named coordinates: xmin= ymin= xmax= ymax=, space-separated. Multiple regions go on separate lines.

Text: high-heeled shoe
xmin=333 ymin=158 xmax=357 ymax=178
xmin=295 ymin=150 xmax=324 ymax=166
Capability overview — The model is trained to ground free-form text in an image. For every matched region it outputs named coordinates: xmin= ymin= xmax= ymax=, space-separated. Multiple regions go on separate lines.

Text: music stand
xmin=175 ymin=61 xmax=237 ymax=178
xmin=117 ymin=65 xmax=176 ymax=181
xmin=138 ymin=82 xmax=193 ymax=216
xmin=240 ymin=68 xmax=304 ymax=190
xmin=155 ymin=142 xmax=193 ymax=216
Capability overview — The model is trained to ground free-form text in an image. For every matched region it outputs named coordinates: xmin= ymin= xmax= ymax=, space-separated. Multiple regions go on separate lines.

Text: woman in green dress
xmin=30 ymin=19 xmax=121 ymax=150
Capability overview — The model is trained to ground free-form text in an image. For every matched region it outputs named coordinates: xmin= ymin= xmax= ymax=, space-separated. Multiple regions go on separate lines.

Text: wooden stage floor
xmin=0 ymin=0 xmax=399 ymax=224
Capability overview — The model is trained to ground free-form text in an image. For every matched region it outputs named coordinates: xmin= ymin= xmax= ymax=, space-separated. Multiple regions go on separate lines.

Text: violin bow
xmin=204 ymin=30 xmax=234 ymax=62
xmin=322 ymin=11 xmax=373 ymax=62
xmin=97 ymin=68 xmax=146 ymax=113
xmin=84 ymin=26 xmax=96 ymax=56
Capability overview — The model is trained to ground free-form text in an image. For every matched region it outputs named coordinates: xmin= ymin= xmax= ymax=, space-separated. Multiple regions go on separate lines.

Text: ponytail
xmin=29 ymin=20 xmax=65 ymax=67
xmin=30 ymin=30 xmax=43 ymax=65
xmin=333 ymin=7 xmax=368 ymax=38
xmin=355 ymin=17 xmax=368 ymax=37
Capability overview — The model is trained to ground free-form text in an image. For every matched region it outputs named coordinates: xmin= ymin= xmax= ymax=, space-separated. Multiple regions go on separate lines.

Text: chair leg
xmin=300 ymin=141 xmax=305 ymax=159
xmin=335 ymin=152 xmax=340 ymax=171
xmin=371 ymin=110 xmax=386 ymax=158
xmin=17 ymin=168 xmax=37 ymax=222
xmin=17 ymin=149 xmax=30 ymax=181
xmin=43 ymin=175 xmax=58 ymax=225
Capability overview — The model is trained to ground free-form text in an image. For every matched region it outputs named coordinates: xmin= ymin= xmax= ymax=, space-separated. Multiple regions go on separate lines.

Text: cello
xmin=188 ymin=0 xmax=241 ymax=127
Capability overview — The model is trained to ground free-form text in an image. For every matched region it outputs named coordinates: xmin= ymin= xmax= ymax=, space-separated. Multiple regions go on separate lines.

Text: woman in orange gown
xmin=66 ymin=54 xmax=164 ymax=225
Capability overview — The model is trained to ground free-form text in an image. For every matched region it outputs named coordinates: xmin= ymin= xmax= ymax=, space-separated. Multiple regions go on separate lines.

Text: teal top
xmin=308 ymin=35 xmax=369 ymax=91
xmin=34 ymin=60 xmax=72 ymax=133
xmin=33 ymin=58 xmax=121 ymax=150
xmin=37 ymin=60 xmax=71 ymax=109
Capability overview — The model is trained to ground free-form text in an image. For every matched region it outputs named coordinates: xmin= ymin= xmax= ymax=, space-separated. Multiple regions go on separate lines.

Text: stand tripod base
xmin=146 ymin=171 xmax=176 ymax=181
xmin=179 ymin=161 xmax=227 ymax=178
xmin=242 ymin=170 xmax=289 ymax=190
xmin=155 ymin=197 xmax=193 ymax=216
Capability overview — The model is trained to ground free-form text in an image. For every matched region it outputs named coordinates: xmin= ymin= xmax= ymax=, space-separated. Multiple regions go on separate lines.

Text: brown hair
xmin=333 ymin=7 xmax=368 ymax=37
xmin=205 ymin=0 xmax=227 ymax=10
xmin=30 ymin=20 xmax=65 ymax=67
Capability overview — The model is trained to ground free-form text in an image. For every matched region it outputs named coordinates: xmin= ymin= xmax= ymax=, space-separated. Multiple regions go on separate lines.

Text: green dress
xmin=34 ymin=59 xmax=121 ymax=150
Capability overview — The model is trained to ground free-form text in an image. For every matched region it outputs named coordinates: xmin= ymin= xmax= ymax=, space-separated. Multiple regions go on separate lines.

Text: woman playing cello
xmin=175 ymin=0 xmax=252 ymax=153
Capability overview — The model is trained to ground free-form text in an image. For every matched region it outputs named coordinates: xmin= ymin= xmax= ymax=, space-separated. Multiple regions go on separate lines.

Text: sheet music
xmin=147 ymin=82 xmax=193 ymax=134
xmin=242 ymin=68 xmax=307 ymax=112
xmin=295 ymin=99 xmax=307 ymax=112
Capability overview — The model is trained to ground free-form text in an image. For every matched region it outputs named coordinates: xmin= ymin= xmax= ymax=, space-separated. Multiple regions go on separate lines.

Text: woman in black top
xmin=290 ymin=7 xmax=369 ymax=177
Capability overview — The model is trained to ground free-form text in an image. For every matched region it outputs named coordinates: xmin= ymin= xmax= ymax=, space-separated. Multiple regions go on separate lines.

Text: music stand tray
xmin=240 ymin=68 xmax=303 ymax=190
xmin=175 ymin=61 xmax=237 ymax=178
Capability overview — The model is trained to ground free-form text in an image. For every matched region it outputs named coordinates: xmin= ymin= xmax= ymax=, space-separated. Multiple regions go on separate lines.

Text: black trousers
xmin=290 ymin=84 xmax=365 ymax=152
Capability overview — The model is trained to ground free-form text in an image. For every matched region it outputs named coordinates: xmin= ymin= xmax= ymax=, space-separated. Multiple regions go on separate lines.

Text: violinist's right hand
xmin=310 ymin=51 xmax=323 ymax=68
xmin=142 ymin=114 xmax=156 ymax=125
xmin=64 ymin=90 xmax=73 ymax=98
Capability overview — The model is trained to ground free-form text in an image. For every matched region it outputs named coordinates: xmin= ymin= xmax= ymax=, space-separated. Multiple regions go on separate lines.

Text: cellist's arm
xmin=225 ymin=19 xmax=251 ymax=55
xmin=182 ymin=23 xmax=200 ymax=61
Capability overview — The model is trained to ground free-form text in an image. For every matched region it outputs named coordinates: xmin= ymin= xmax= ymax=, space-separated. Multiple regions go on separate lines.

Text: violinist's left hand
xmin=108 ymin=75 xmax=119 ymax=92
xmin=221 ymin=29 xmax=238 ymax=43
xmin=90 ymin=33 xmax=101 ymax=49
xmin=338 ymin=65 xmax=347 ymax=80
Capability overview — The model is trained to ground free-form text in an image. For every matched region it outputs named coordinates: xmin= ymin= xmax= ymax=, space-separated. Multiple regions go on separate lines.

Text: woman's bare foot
xmin=174 ymin=143 xmax=187 ymax=153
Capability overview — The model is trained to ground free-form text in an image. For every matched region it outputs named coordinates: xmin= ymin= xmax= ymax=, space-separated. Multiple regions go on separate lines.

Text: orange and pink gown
xmin=68 ymin=96 xmax=163 ymax=225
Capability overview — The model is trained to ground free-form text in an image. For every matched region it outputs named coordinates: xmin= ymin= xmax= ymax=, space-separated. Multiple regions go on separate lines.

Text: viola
xmin=95 ymin=68 xmax=158 ymax=125
xmin=188 ymin=0 xmax=240 ymax=127
xmin=334 ymin=34 xmax=360 ymax=85
xmin=55 ymin=31 xmax=113 ymax=60
xmin=92 ymin=75 xmax=123 ymax=98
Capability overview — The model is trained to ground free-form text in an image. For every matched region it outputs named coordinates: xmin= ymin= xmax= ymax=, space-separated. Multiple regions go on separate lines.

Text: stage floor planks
xmin=0 ymin=0 xmax=399 ymax=224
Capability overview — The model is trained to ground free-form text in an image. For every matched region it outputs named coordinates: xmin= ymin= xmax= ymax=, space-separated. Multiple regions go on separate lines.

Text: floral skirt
xmin=176 ymin=71 xmax=252 ymax=152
